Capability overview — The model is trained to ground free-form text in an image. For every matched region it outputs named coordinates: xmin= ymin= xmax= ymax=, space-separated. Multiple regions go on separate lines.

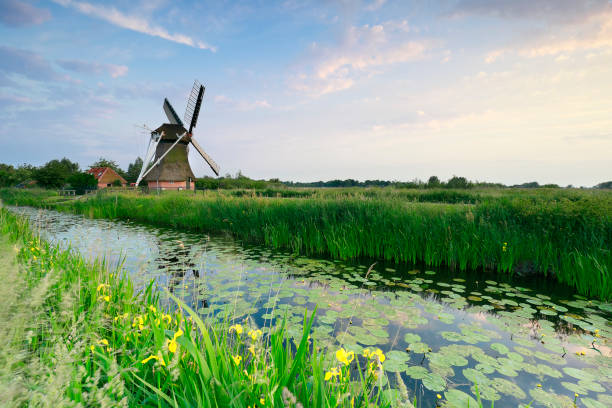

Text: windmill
xmin=136 ymin=80 xmax=219 ymax=191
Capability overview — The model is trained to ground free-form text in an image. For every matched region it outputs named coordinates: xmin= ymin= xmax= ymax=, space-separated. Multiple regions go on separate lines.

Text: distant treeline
xmin=2 ymin=159 xmax=611 ymax=191
xmin=0 ymin=157 xmax=143 ymax=192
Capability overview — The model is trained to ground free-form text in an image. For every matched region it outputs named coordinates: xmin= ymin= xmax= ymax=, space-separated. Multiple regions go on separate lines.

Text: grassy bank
xmin=0 ymin=207 xmax=408 ymax=407
xmin=1 ymin=188 xmax=610 ymax=300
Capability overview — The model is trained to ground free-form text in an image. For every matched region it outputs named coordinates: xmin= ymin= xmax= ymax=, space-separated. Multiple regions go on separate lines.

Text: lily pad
xmin=422 ymin=372 xmax=446 ymax=391
xmin=443 ymin=389 xmax=478 ymax=408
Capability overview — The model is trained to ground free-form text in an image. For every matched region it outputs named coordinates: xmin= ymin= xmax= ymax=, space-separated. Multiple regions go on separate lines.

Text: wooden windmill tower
xmin=136 ymin=80 xmax=220 ymax=190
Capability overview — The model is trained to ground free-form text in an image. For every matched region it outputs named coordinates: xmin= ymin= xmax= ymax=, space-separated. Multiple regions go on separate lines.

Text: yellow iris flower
xmin=335 ymin=348 xmax=354 ymax=366
xmin=232 ymin=355 xmax=242 ymax=366
xmin=229 ymin=324 xmax=243 ymax=335
xmin=141 ymin=353 xmax=165 ymax=366
xmin=324 ymin=366 xmax=341 ymax=381
xmin=248 ymin=329 xmax=262 ymax=341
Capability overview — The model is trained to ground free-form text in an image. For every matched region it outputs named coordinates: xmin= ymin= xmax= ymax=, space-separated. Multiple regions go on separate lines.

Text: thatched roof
xmin=143 ymin=136 xmax=195 ymax=182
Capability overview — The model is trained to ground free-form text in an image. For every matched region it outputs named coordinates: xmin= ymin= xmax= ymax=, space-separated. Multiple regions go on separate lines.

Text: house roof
xmin=87 ymin=167 xmax=127 ymax=183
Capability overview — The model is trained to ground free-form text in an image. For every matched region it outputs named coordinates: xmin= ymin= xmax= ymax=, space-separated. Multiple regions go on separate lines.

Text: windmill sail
xmin=184 ymin=81 xmax=205 ymax=133
xmin=136 ymin=132 xmax=162 ymax=186
xmin=163 ymin=98 xmax=184 ymax=127
xmin=190 ymin=137 xmax=220 ymax=176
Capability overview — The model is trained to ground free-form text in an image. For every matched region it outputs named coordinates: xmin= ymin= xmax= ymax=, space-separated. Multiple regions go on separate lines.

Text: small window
xmin=169 ymin=180 xmax=174 ymax=184
xmin=107 ymin=184 xmax=111 ymax=187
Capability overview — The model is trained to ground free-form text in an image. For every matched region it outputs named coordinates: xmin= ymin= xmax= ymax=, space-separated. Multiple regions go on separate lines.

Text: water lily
xmin=335 ymin=348 xmax=354 ymax=366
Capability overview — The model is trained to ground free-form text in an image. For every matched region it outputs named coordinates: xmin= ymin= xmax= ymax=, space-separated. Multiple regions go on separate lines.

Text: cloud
xmin=365 ymin=0 xmax=387 ymax=12
xmin=214 ymin=94 xmax=271 ymax=111
xmin=0 ymin=0 xmax=51 ymax=27
xmin=451 ymin=0 xmax=612 ymax=62
xmin=0 ymin=45 xmax=65 ymax=82
xmin=57 ymin=60 xmax=128 ymax=78
xmin=484 ymin=10 xmax=612 ymax=62
xmin=451 ymin=0 xmax=610 ymax=24
xmin=291 ymin=23 xmax=428 ymax=96
xmin=51 ymin=0 xmax=216 ymax=51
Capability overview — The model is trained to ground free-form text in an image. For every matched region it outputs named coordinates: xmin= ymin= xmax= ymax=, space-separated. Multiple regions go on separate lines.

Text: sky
xmin=0 ymin=0 xmax=611 ymax=186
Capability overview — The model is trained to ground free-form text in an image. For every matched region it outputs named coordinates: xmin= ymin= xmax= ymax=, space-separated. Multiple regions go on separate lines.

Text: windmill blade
xmin=184 ymin=80 xmax=205 ymax=134
xmin=190 ymin=137 xmax=219 ymax=176
xmin=163 ymin=98 xmax=184 ymax=127
xmin=135 ymin=132 xmax=162 ymax=186
xmin=139 ymin=132 xmax=187 ymax=182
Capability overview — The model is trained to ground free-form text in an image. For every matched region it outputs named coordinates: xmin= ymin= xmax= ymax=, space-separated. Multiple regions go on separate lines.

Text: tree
xmin=67 ymin=172 xmax=97 ymax=194
xmin=34 ymin=158 xmax=80 ymax=189
xmin=595 ymin=181 xmax=612 ymax=189
xmin=446 ymin=176 xmax=471 ymax=189
xmin=125 ymin=157 xmax=143 ymax=184
xmin=89 ymin=157 xmax=126 ymax=179
xmin=427 ymin=176 xmax=441 ymax=188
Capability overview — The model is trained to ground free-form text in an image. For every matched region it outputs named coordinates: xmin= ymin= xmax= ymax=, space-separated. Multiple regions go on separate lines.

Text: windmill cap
xmin=154 ymin=123 xmax=191 ymax=143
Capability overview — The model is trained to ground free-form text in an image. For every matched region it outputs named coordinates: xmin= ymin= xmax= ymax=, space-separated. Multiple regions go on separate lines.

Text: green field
xmin=1 ymin=187 xmax=610 ymax=300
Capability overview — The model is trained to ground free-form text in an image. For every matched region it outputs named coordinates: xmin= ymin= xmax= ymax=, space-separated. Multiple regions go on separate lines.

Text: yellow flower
xmin=141 ymin=354 xmax=157 ymax=364
xmin=90 ymin=345 xmax=95 ymax=352
xmin=98 ymin=339 xmax=109 ymax=346
xmin=248 ymin=345 xmax=256 ymax=356
xmin=174 ymin=328 xmax=184 ymax=339
xmin=133 ymin=315 xmax=145 ymax=330
xmin=437 ymin=394 xmax=442 ymax=399
xmin=232 ymin=355 xmax=242 ymax=366
xmin=536 ymin=384 xmax=542 ymax=388
xmin=363 ymin=348 xmax=371 ymax=358
xmin=371 ymin=348 xmax=385 ymax=363
xmin=141 ymin=353 xmax=165 ymax=366
xmin=162 ymin=314 xmax=172 ymax=324
xmin=148 ymin=305 xmax=156 ymax=313
xmin=575 ymin=393 xmax=579 ymax=398
xmin=324 ymin=366 xmax=340 ymax=381
xmin=260 ymin=398 xmax=265 ymax=405
xmin=335 ymin=348 xmax=354 ymax=366
xmin=229 ymin=324 xmax=243 ymax=335
xmin=248 ymin=329 xmax=262 ymax=341
xmin=96 ymin=283 xmax=109 ymax=292
xmin=166 ymin=338 xmax=178 ymax=353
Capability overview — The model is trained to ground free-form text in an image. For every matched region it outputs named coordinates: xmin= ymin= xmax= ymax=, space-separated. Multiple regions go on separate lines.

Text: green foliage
xmin=0 ymin=163 xmax=35 ymax=187
xmin=33 ymin=158 xmax=80 ymax=188
xmin=195 ymin=174 xmax=281 ymax=190
xmin=596 ymin=181 xmax=612 ymax=189
xmin=445 ymin=176 xmax=471 ymax=189
xmin=67 ymin=172 xmax=97 ymax=194
xmin=3 ymin=187 xmax=609 ymax=299
xmin=427 ymin=176 xmax=441 ymax=188
xmin=125 ymin=157 xmax=143 ymax=184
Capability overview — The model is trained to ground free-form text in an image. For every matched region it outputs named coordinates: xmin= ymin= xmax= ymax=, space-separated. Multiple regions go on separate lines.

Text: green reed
xmin=1 ymin=187 xmax=610 ymax=299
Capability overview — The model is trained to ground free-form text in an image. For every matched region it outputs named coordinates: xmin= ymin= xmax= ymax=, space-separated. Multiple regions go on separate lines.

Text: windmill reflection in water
xmin=156 ymin=239 xmax=208 ymax=310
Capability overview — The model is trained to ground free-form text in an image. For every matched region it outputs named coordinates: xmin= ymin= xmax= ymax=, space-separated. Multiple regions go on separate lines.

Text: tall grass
xmin=1 ymin=187 xmax=610 ymax=300
xmin=0 ymin=207 xmax=404 ymax=407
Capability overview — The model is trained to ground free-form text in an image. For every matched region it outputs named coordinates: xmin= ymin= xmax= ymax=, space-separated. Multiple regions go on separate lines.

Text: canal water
xmin=9 ymin=206 xmax=611 ymax=408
